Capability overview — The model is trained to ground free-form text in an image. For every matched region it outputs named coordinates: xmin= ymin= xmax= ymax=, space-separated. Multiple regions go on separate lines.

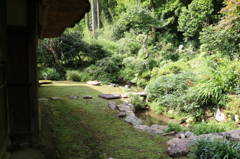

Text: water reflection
xmin=135 ymin=110 xmax=171 ymax=126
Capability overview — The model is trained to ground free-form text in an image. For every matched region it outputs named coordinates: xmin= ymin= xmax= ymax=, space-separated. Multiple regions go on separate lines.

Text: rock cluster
xmin=166 ymin=129 xmax=240 ymax=157
xmin=108 ymin=101 xmax=143 ymax=125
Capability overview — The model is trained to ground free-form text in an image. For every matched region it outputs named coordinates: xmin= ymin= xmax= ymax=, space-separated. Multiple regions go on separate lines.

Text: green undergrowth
xmin=39 ymin=81 xmax=173 ymax=159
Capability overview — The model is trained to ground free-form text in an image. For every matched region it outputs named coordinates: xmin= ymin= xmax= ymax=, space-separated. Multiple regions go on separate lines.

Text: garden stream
xmin=135 ymin=109 xmax=172 ymax=126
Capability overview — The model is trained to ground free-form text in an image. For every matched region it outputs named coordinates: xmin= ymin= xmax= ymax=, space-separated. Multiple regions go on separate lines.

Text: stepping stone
xmin=38 ymin=98 xmax=48 ymax=101
xmin=98 ymin=94 xmax=121 ymax=99
xmin=69 ymin=95 xmax=79 ymax=99
xmin=87 ymin=81 xmax=101 ymax=86
xmin=39 ymin=80 xmax=53 ymax=84
xmin=51 ymin=97 xmax=62 ymax=100
xmin=83 ymin=95 xmax=92 ymax=99
xmin=108 ymin=101 xmax=117 ymax=110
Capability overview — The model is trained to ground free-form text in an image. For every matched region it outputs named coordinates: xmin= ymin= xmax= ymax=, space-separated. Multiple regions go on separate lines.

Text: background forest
xmin=38 ymin=0 xmax=240 ymax=122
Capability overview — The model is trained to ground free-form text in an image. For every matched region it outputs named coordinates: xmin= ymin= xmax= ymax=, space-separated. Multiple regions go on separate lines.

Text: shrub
xmin=78 ymin=71 xmax=91 ymax=82
xmin=190 ymin=137 xmax=240 ymax=159
xmin=66 ymin=70 xmax=81 ymax=81
xmin=146 ymin=73 xmax=190 ymax=100
xmin=191 ymin=121 xmax=236 ymax=136
xmin=38 ymin=67 xmax=60 ymax=80
xmin=128 ymin=94 xmax=146 ymax=111
xmin=200 ymin=25 xmax=240 ymax=58
xmin=225 ymin=95 xmax=240 ymax=116
xmin=164 ymin=121 xmax=188 ymax=133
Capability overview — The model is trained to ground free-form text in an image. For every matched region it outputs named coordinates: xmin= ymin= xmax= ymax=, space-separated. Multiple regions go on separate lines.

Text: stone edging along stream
xmin=108 ymin=101 xmax=240 ymax=158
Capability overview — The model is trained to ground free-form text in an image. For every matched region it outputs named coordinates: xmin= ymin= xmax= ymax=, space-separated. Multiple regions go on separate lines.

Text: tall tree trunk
xmin=150 ymin=0 xmax=158 ymax=42
xmin=38 ymin=39 xmax=62 ymax=67
xmin=91 ymin=0 xmax=96 ymax=37
xmin=97 ymin=0 xmax=100 ymax=29
xmin=85 ymin=12 xmax=90 ymax=30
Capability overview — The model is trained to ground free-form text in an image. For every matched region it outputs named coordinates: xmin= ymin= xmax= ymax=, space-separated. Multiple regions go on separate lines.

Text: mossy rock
xmin=39 ymin=80 xmax=53 ymax=84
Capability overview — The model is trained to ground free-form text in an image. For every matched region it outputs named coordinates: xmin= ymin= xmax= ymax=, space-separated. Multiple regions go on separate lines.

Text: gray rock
xmin=51 ymin=97 xmax=62 ymax=100
xmin=185 ymin=131 xmax=194 ymax=138
xmin=117 ymin=104 xmax=132 ymax=112
xmin=180 ymin=134 xmax=185 ymax=139
xmin=98 ymin=94 xmax=121 ymax=99
xmin=83 ymin=95 xmax=92 ymax=99
xmin=148 ymin=125 xmax=168 ymax=134
xmin=175 ymin=132 xmax=185 ymax=138
xmin=167 ymin=140 xmax=190 ymax=157
xmin=179 ymin=44 xmax=184 ymax=50
xmin=108 ymin=101 xmax=117 ymax=110
xmin=214 ymin=108 xmax=225 ymax=121
xmin=132 ymin=92 xmax=147 ymax=97
xmin=69 ymin=95 xmax=79 ymax=99
xmin=118 ymin=112 xmax=126 ymax=117
xmin=121 ymin=94 xmax=129 ymax=98
xmin=125 ymin=115 xmax=142 ymax=126
xmin=167 ymin=138 xmax=181 ymax=146
xmin=218 ymin=129 xmax=240 ymax=139
xmin=109 ymin=83 xmax=119 ymax=87
xmin=234 ymin=115 xmax=239 ymax=122
xmin=38 ymin=98 xmax=48 ymax=100
xmin=87 ymin=81 xmax=101 ymax=86
xmin=166 ymin=133 xmax=223 ymax=157
xmin=162 ymin=131 xmax=176 ymax=136
xmin=134 ymin=125 xmax=150 ymax=131
xmin=125 ymin=85 xmax=130 ymax=88
xmin=126 ymin=111 xmax=135 ymax=116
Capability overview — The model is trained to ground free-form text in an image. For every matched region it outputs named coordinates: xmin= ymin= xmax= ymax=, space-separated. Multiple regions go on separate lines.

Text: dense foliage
xmin=38 ymin=0 xmax=240 ymax=123
xmin=189 ymin=137 xmax=240 ymax=159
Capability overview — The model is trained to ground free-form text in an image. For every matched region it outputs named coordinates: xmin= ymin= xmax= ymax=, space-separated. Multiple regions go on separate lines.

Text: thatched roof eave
xmin=38 ymin=0 xmax=90 ymax=38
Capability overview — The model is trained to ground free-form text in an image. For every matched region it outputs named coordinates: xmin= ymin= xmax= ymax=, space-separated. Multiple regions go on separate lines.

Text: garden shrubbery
xmin=66 ymin=70 xmax=82 ymax=81
xmin=39 ymin=67 xmax=61 ymax=80
xmin=190 ymin=137 xmax=240 ymax=159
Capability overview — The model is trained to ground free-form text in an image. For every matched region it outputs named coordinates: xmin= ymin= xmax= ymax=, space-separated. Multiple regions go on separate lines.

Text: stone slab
xmin=69 ymin=95 xmax=79 ymax=99
xmin=51 ymin=97 xmax=62 ymax=100
xmin=98 ymin=94 xmax=121 ymax=99
xmin=83 ymin=95 xmax=92 ymax=99
xmin=38 ymin=98 xmax=48 ymax=101
xmin=87 ymin=81 xmax=101 ymax=86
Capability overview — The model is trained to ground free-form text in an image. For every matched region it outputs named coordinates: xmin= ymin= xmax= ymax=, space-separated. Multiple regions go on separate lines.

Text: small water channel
xmin=135 ymin=109 xmax=172 ymax=126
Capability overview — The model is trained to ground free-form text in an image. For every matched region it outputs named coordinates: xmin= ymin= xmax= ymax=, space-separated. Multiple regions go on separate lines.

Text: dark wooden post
xmin=0 ymin=0 xmax=9 ymax=158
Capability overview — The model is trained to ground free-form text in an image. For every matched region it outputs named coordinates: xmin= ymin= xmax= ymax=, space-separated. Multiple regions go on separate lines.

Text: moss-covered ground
xmin=39 ymin=81 xmax=173 ymax=159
